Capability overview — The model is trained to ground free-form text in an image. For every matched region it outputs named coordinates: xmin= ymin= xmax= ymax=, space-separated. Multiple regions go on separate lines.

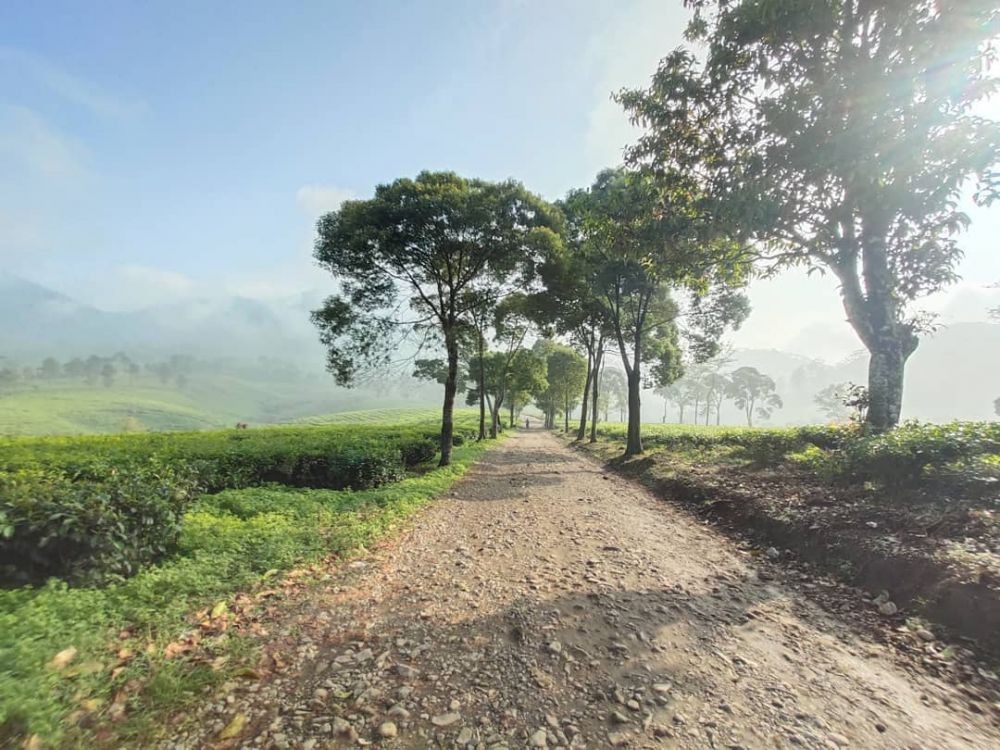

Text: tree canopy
xmin=619 ymin=0 xmax=999 ymax=431
xmin=312 ymin=171 xmax=561 ymax=464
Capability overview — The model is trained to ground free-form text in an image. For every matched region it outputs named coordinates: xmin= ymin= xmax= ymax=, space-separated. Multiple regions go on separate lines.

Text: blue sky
xmin=1 ymin=0 xmax=997 ymax=360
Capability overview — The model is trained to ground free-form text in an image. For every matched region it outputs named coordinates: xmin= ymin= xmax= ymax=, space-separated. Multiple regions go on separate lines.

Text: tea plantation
xmin=0 ymin=412 xmax=483 ymax=745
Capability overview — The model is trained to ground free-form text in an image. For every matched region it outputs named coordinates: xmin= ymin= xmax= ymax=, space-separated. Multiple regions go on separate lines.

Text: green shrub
xmin=0 ymin=462 xmax=200 ymax=586
xmin=597 ymin=420 xmax=1000 ymax=491
xmin=400 ymin=437 xmax=437 ymax=465
xmin=837 ymin=421 xmax=1000 ymax=489
xmin=0 ymin=440 xmax=491 ymax=745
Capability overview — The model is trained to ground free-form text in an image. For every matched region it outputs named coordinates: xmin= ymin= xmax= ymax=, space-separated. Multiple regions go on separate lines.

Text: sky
xmin=1 ymin=0 xmax=998 ymax=363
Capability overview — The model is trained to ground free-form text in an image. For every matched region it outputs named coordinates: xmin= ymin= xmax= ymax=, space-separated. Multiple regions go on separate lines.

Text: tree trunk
xmin=867 ymin=341 xmax=911 ymax=431
xmin=490 ymin=394 xmax=502 ymax=439
xmin=678 ymin=404 xmax=684 ymax=423
xmin=477 ymin=334 xmax=486 ymax=441
xmin=509 ymin=399 xmax=515 ymax=428
xmin=662 ymin=398 xmax=667 ymax=423
xmin=564 ymin=393 xmax=569 ymax=433
xmin=624 ymin=368 xmax=643 ymax=457
xmin=576 ymin=349 xmax=593 ymax=441
xmin=589 ymin=347 xmax=603 ymax=443
xmin=439 ymin=330 xmax=459 ymax=466
xmin=834 ymin=217 xmax=919 ymax=432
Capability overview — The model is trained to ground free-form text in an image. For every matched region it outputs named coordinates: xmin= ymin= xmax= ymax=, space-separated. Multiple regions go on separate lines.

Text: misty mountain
xmin=717 ymin=322 xmax=1000 ymax=424
xmin=0 ymin=274 xmax=327 ymax=366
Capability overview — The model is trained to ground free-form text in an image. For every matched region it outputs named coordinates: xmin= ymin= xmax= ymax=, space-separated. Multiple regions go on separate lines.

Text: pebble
xmin=431 ymin=712 xmax=461 ymax=727
xmin=378 ymin=721 xmax=397 ymax=738
xmin=529 ymin=728 xmax=548 ymax=747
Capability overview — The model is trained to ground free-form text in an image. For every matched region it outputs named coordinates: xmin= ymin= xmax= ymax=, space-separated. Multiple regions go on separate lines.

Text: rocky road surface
xmin=167 ymin=429 xmax=1000 ymax=749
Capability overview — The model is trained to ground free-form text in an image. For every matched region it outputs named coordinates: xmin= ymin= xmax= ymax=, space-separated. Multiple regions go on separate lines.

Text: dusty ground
xmin=165 ymin=429 xmax=1000 ymax=749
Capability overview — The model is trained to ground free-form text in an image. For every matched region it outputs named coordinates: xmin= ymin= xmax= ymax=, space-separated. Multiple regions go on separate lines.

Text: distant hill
xmin=0 ymin=273 xmax=326 ymax=365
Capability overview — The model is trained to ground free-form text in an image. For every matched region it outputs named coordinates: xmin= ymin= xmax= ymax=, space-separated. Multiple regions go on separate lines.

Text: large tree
xmin=566 ymin=169 xmax=749 ymax=456
xmin=727 ymin=366 xmax=783 ymax=427
xmin=619 ymin=0 xmax=999 ymax=431
xmin=312 ymin=171 xmax=560 ymax=465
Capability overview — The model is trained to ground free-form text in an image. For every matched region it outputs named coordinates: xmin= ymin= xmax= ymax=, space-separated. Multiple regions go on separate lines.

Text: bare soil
xmin=164 ymin=429 xmax=1000 ymax=749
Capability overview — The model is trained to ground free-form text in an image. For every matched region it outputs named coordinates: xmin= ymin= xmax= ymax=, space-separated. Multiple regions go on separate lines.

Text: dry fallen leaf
xmin=49 ymin=646 xmax=78 ymax=670
xmin=218 ymin=713 xmax=248 ymax=740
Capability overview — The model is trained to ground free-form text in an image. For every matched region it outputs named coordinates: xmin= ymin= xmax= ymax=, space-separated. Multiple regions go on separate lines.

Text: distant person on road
xmin=525 ymin=418 xmax=530 ymax=430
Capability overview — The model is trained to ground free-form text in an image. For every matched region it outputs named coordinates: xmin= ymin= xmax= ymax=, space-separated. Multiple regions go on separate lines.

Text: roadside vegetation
xmin=0 ymin=414 xmax=485 ymax=746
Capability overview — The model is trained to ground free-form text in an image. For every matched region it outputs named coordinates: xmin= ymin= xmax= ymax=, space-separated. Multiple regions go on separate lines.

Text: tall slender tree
xmin=565 ymin=169 xmax=749 ymax=456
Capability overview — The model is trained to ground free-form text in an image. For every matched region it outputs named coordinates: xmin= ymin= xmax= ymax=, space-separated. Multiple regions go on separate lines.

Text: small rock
xmin=456 ymin=727 xmax=474 ymax=744
xmin=332 ymin=717 xmax=352 ymax=735
xmin=431 ymin=712 xmax=461 ymax=727
xmin=529 ymin=729 xmax=548 ymax=747
xmin=766 ymin=547 xmax=781 ymax=560
xmin=608 ymin=730 xmax=631 ymax=746
xmin=387 ymin=704 xmax=410 ymax=719
xmin=378 ymin=722 xmax=397 ymax=738
xmin=916 ymin=628 xmax=935 ymax=642
xmin=395 ymin=664 xmax=419 ymax=679
xmin=877 ymin=601 xmax=898 ymax=616
xmin=547 ymin=641 xmax=562 ymax=655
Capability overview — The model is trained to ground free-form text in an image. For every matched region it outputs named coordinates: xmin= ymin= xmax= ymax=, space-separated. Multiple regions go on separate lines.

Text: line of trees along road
xmin=311 ymin=1 xmax=997 ymax=461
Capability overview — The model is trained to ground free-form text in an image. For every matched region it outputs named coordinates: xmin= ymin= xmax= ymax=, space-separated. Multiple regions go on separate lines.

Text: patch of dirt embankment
xmin=576 ymin=441 xmax=1000 ymax=661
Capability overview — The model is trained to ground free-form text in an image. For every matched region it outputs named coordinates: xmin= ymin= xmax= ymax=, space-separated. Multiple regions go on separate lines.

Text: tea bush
xmin=0 ymin=432 xmax=492 ymax=745
xmin=0 ymin=417 xmax=479 ymax=585
xmin=0 ymin=463 xmax=200 ymax=586
xmin=597 ymin=420 xmax=1000 ymax=489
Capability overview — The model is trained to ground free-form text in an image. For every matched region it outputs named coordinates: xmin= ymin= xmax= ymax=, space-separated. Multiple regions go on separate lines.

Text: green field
xmin=0 ymin=377 xmax=446 ymax=437
xmin=0 ymin=411 xmax=487 ymax=746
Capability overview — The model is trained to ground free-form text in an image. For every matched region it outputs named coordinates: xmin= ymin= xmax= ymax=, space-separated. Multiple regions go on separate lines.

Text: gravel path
xmin=171 ymin=429 xmax=1000 ymax=749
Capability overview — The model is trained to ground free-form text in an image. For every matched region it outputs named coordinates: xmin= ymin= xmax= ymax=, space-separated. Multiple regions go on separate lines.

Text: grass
xmin=0 ymin=386 xmax=220 ymax=436
xmin=0 ymin=412 xmax=496 ymax=747
xmin=0 ymin=376 xmax=448 ymax=437
xmin=294 ymin=407 xmax=459 ymax=425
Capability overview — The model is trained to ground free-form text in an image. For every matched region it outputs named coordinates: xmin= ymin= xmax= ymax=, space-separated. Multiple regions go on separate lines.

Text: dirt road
xmin=169 ymin=429 xmax=1000 ymax=749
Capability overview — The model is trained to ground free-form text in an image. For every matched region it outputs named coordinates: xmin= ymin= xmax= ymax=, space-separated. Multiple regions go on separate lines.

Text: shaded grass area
xmin=0 ymin=438 xmax=494 ymax=747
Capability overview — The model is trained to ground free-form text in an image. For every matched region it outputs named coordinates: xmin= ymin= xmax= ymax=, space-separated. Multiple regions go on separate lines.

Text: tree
xmin=0 ymin=368 xmax=19 ymax=389
xmin=548 ymin=346 xmax=588 ymax=433
xmin=312 ymin=172 xmax=561 ymax=466
xmin=531 ymin=340 xmax=587 ymax=430
xmin=814 ymin=382 xmax=852 ymax=422
xmin=619 ymin=1 xmax=999 ymax=431
xmin=536 ymin=194 xmax=613 ymax=442
xmin=505 ymin=349 xmax=547 ymax=428
xmin=600 ymin=368 xmax=628 ymax=423
xmin=100 ymin=363 xmax=116 ymax=389
xmin=39 ymin=357 xmax=60 ymax=379
xmin=566 ymin=169 xmax=749 ymax=456
xmin=727 ymin=366 xmax=783 ymax=427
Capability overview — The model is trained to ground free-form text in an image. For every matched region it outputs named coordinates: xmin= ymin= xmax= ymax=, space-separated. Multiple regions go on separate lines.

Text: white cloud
xmin=0 ymin=46 xmax=147 ymax=120
xmin=295 ymin=185 xmax=355 ymax=217
xmin=0 ymin=104 xmax=88 ymax=180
